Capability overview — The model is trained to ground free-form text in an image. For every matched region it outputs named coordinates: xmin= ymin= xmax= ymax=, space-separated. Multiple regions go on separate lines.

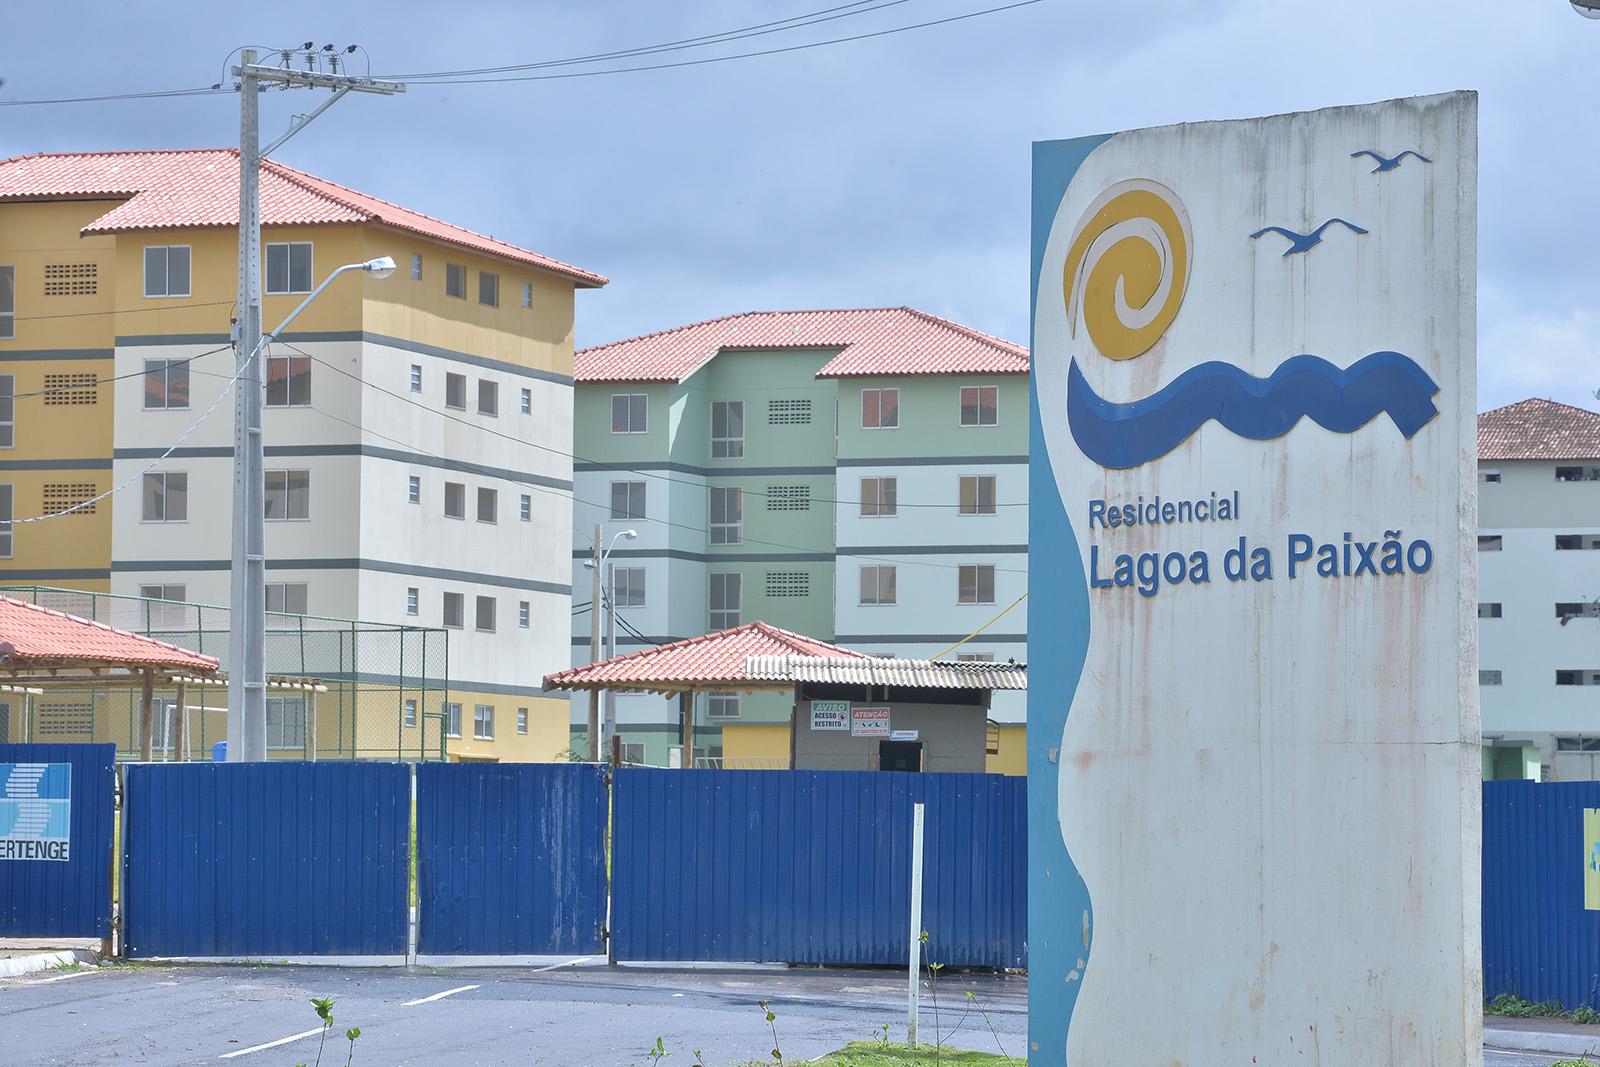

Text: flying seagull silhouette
xmin=1350 ymin=149 xmax=1431 ymax=173
xmin=1250 ymin=219 xmax=1369 ymax=256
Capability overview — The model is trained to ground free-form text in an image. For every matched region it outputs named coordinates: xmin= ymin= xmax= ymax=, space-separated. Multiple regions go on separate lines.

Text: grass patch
xmin=1487 ymin=993 xmax=1600 ymax=1024
xmin=1553 ymin=1061 xmax=1594 ymax=1067
xmin=761 ymin=1045 xmax=1025 ymax=1066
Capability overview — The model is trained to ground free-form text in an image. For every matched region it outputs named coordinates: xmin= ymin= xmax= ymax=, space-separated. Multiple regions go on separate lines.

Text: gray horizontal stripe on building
xmin=0 ymin=458 xmax=113 ymax=470
xmin=0 ymin=348 xmax=114 ymax=362
xmin=835 ymin=455 xmax=1027 ymax=467
xmin=832 ymin=633 xmax=1027 ymax=644
xmin=0 ymin=568 xmax=112 ymax=581
xmin=343 ymin=671 xmax=552 ymax=698
xmin=570 ymin=634 xmax=688 ymax=648
xmin=836 ymin=544 xmax=1028 ymax=556
xmin=110 ymin=557 xmax=571 ymax=595
xmin=569 ymin=722 xmax=729 ymax=736
xmin=114 ymin=443 xmax=573 ymax=491
xmin=115 ymin=331 xmax=574 ymax=386
xmin=570 ymin=547 xmax=834 ymax=564
xmin=574 ymin=461 xmax=835 ymax=478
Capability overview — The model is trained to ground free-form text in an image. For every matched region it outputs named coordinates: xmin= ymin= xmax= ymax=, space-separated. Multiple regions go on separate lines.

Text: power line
xmin=5 ymin=299 xmax=235 ymax=323
xmin=2 ymin=344 xmax=233 ymax=402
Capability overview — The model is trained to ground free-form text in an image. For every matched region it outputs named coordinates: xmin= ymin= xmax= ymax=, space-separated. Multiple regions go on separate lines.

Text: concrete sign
xmin=0 ymin=763 xmax=72 ymax=861
xmin=850 ymin=708 xmax=890 ymax=737
xmin=1028 ymin=93 xmax=1479 ymax=1064
xmin=810 ymin=701 xmax=851 ymax=731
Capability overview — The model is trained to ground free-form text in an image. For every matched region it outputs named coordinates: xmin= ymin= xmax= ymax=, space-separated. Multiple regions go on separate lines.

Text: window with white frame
xmin=475 ymin=595 xmax=496 ymax=632
xmin=474 ymin=703 xmax=495 ymax=740
xmin=520 ymin=387 xmax=531 ymax=414
xmin=860 ymin=476 xmax=896 ymax=517
xmin=443 ymin=592 xmax=464 ymax=628
xmin=408 ymin=475 xmax=421 ymax=504
xmin=959 ymin=564 xmax=996 ymax=605
xmin=517 ymin=707 xmax=528 ymax=734
xmin=410 ymin=253 xmax=422 ymax=280
xmin=519 ymin=494 xmax=531 ymax=521
xmin=406 ymin=587 xmax=419 ymax=616
xmin=404 ymin=699 xmax=417 ymax=728
xmin=409 ymin=364 xmax=422 ymax=393
xmin=0 ymin=265 xmax=14 ymax=339
xmin=710 ymin=486 xmax=742 ymax=545
xmin=957 ymin=652 xmax=996 ymax=662
xmin=709 ymin=572 xmax=741 ymax=630
xmin=611 ymin=393 xmax=648 ymax=434
xmin=445 ymin=263 xmax=466 ymax=300
xmin=477 ymin=486 xmax=497 ymax=523
xmin=707 ymin=694 xmax=741 ymax=720
xmin=959 ymin=475 xmax=997 ymax=515
xmin=142 ymin=471 xmax=188 ymax=522
xmin=444 ymin=701 xmax=462 ymax=737
xmin=521 ymin=281 xmax=532 ymax=309
xmin=266 ymin=696 xmax=307 ymax=750
xmin=143 ymin=245 xmax=191 ymax=298
xmin=138 ymin=584 xmax=187 ymax=628
xmin=859 ymin=564 xmax=896 ymax=606
xmin=265 ymin=352 xmax=311 ymax=407
xmin=445 ymin=372 xmax=467 ymax=410
xmin=139 ymin=583 xmax=186 ymax=603
xmin=611 ymin=481 xmax=645 ymax=520
xmin=518 ymin=600 xmax=530 ymax=628
xmin=0 ymin=484 xmax=11 ymax=559
xmin=959 ymin=385 xmax=999 ymax=427
xmin=621 ymin=741 xmax=646 ymax=765
xmin=478 ymin=379 xmax=498 ymax=416
xmin=264 ymin=469 xmax=310 ymax=520
xmin=444 ymin=481 xmax=465 ymax=519
xmin=0 ymin=375 xmax=13 ymax=448
xmin=711 ymin=400 xmax=744 ymax=458
xmin=265 ymin=242 xmax=313 ymax=295
xmin=479 ymin=271 xmax=499 ymax=307
xmin=265 ymin=582 xmax=307 ymax=615
xmin=143 ymin=359 xmax=190 ymax=410
xmin=861 ymin=387 xmax=899 ymax=429
xmin=613 ymin=566 xmax=645 ymax=608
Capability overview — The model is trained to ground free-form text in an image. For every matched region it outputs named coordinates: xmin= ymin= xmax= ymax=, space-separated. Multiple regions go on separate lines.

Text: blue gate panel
xmin=416 ymin=762 xmax=608 ymax=955
xmin=0 ymin=743 xmax=114 ymax=938
xmin=1483 ymin=780 xmax=1600 ymax=1010
xmin=123 ymin=761 xmax=408 ymax=958
xmin=612 ymin=769 xmax=1025 ymax=967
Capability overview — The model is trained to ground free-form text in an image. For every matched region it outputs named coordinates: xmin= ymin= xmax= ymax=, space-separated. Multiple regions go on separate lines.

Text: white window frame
xmin=0 ymin=265 xmax=14 ymax=339
xmin=404 ymin=699 xmax=418 ymax=728
xmin=264 ymin=241 xmax=314 ymax=296
xmin=444 ymin=481 xmax=465 ymax=520
xmin=709 ymin=572 xmax=741 ymax=630
xmin=474 ymin=703 xmax=495 ymax=740
xmin=264 ymin=352 xmax=311 ymax=407
xmin=958 ymin=384 xmax=999 ymax=427
xmin=0 ymin=483 xmax=13 ymax=559
xmin=516 ymin=707 xmax=528 ymax=734
xmin=265 ymin=696 xmax=307 ymax=751
xmin=860 ymin=476 xmax=896 ymax=517
xmin=410 ymin=253 xmax=422 ymax=281
xmin=143 ymin=245 xmax=192 ymax=298
xmin=409 ymin=364 xmax=423 ymax=393
xmin=611 ymin=393 xmax=648 ymax=434
xmin=707 ymin=693 xmax=741 ymax=720
xmin=264 ymin=468 xmax=310 ymax=521
xmin=859 ymin=564 xmax=897 ymax=606
xmin=710 ymin=486 xmax=742 ymax=545
xmin=445 ymin=263 xmax=467 ymax=300
xmin=265 ymin=581 xmax=308 ymax=615
xmin=143 ymin=359 xmax=190 ymax=411
xmin=0 ymin=374 xmax=14 ymax=449
xmin=141 ymin=471 xmax=188 ymax=523
xmin=521 ymin=281 xmax=533 ymax=309
xmin=614 ymin=566 xmax=646 ymax=609
xmin=445 ymin=372 xmax=467 ymax=411
xmin=518 ymin=600 xmax=530 ymax=628
xmin=475 ymin=595 xmax=496 ymax=632
xmin=519 ymin=494 xmax=532 ymax=521
xmin=860 ymin=387 xmax=900 ymax=430
xmin=611 ymin=481 xmax=646 ymax=521
xmin=408 ymin=475 xmax=421 ymax=505
xmin=406 ymin=587 xmax=419 ymax=616
xmin=711 ymin=400 xmax=745 ymax=459
xmin=479 ymin=271 xmax=499 ymax=307
xmin=478 ymin=379 xmax=499 ymax=417
xmin=443 ymin=592 xmax=464 ymax=629
xmin=444 ymin=701 xmax=462 ymax=738
xmin=520 ymin=387 xmax=532 ymax=415
xmin=958 ymin=563 xmax=996 ymax=605
xmin=960 ymin=474 xmax=998 ymax=516
xmin=477 ymin=486 xmax=498 ymax=524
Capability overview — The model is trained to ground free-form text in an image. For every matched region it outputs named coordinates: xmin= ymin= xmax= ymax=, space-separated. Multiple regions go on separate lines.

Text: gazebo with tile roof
xmin=0 ymin=595 xmax=218 ymax=760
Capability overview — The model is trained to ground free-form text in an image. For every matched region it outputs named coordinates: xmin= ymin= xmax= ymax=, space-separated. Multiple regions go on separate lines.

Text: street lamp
xmin=583 ymin=527 xmax=637 ymax=760
xmin=227 ymin=256 xmax=396 ymax=762
xmin=1575 ymin=0 xmax=1600 ymax=18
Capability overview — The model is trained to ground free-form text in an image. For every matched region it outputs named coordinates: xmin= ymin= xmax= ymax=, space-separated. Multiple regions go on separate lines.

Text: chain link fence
xmin=0 ymin=586 xmax=449 ymax=761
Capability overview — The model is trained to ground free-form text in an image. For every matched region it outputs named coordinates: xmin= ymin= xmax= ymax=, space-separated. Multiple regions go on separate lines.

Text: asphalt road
xmin=0 ymin=960 xmax=1571 ymax=1066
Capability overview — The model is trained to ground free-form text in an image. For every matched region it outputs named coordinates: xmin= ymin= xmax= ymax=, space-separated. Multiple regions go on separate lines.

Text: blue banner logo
xmin=0 ymin=762 xmax=72 ymax=862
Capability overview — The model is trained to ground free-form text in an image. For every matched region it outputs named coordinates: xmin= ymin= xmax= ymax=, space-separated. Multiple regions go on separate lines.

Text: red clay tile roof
xmin=0 ymin=596 xmax=218 ymax=673
xmin=0 ymin=149 xmax=606 ymax=287
xmin=1479 ymin=398 xmax=1600 ymax=461
xmin=574 ymin=307 xmax=1028 ymax=383
xmin=543 ymin=621 xmax=870 ymax=692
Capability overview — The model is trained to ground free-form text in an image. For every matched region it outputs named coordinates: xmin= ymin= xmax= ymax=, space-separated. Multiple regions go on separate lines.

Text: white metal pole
xmin=907 ymin=801 xmax=925 ymax=1046
xmin=604 ymin=560 xmax=616 ymax=752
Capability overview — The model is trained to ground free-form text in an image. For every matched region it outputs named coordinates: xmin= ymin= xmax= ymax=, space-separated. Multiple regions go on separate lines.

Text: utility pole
xmin=588 ymin=524 xmax=602 ymax=761
xmin=227 ymin=47 xmax=403 ymax=761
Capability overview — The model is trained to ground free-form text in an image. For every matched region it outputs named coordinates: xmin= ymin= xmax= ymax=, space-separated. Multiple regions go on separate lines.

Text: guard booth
xmin=746 ymin=654 xmax=1028 ymax=773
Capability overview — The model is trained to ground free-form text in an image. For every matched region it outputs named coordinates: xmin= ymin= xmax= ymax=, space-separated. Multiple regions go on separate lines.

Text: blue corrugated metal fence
xmin=0 ymin=743 xmax=115 ymax=938
xmin=611 ymin=769 xmax=1026 ymax=966
xmin=1483 ymin=780 xmax=1600 ymax=1010
xmin=122 ymin=761 xmax=409 ymax=958
xmin=416 ymin=762 xmax=609 ymax=954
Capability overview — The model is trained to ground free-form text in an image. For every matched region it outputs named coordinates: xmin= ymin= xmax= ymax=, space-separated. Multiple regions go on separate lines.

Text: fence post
xmin=907 ymin=801 xmax=925 ymax=1046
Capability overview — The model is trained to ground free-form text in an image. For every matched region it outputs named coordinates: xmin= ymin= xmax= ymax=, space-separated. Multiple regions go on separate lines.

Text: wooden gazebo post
xmin=138 ymin=668 xmax=155 ymax=762
xmin=680 ymin=688 xmax=694 ymax=769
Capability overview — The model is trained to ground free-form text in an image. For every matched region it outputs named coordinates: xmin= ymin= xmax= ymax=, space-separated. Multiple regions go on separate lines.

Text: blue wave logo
xmin=1067 ymin=352 xmax=1440 ymax=469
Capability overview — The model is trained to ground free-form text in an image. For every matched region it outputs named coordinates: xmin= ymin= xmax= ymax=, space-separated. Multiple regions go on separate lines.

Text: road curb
xmin=1485 ymin=1026 xmax=1600 ymax=1058
xmin=0 ymin=949 xmax=98 ymax=979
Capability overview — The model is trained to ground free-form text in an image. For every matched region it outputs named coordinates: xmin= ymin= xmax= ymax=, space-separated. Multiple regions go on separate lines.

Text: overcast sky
xmin=3 ymin=0 xmax=1596 ymax=413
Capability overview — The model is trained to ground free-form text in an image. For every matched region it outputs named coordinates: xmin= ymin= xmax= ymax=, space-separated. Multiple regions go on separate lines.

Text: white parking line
xmin=29 ymin=968 xmax=101 ymax=984
xmin=218 ymin=1026 xmax=325 ymax=1059
xmin=402 ymin=983 xmax=479 ymax=1006
xmin=532 ymin=956 xmax=592 ymax=973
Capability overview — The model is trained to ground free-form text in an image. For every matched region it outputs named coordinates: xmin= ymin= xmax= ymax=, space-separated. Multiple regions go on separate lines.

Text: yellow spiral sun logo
xmin=1062 ymin=179 xmax=1192 ymax=361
